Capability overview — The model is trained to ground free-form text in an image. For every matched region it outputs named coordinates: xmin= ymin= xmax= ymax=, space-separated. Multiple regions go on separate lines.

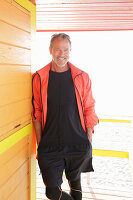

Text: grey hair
xmin=50 ymin=33 xmax=71 ymax=48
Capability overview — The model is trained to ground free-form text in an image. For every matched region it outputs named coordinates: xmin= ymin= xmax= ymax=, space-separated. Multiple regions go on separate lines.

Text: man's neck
xmin=51 ymin=62 xmax=69 ymax=72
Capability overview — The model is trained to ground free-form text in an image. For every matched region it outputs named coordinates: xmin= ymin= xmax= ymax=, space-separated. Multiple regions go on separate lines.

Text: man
xmin=32 ymin=33 xmax=98 ymax=200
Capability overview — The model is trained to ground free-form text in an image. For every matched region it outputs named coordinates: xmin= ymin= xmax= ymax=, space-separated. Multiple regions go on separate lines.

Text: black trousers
xmin=46 ymin=177 xmax=82 ymax=200
xmin=38 ymin=151 xmax=93 ymax=187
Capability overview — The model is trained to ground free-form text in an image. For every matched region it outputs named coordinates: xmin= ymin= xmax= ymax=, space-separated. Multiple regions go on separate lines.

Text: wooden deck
xmin=36 ymin=121 xmax=133 ymax=200
xmin=36 ymin=165 xmax=133 ymax=200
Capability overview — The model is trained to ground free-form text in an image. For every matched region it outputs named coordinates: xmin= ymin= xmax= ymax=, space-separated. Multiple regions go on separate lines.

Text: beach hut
xmin=0 ymin=0 xmax=133 ymax=200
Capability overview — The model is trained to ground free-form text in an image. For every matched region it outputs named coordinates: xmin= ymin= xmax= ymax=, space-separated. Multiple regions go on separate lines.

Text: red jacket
xmin=32 ymin=62 xmax=98 ymax=133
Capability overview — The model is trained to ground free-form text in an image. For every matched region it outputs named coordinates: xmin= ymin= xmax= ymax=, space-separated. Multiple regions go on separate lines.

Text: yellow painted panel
xmin=0 ymin=123 xmax=32 ymax=154
xmin=0 ymin=0 xmax=35 ymax=200
xmin=12 ymin=0 xmax=31 ymax=15
xmin=0 ymin=135 xmax=29 ymax=165
xmin=0 ymin=160 xmax=29 ymax=199
xmin=92 ymin=149 xmax=129 ymax=158
xmin=0 ymin=65 xmax=31 ymax=85
xmin=0 ymin=43 xmax=31 ymax=65
xmin=14 ymin=0 xmax=36 ymax=30
xmin=0 ymin=0 xmax=30 ymax=32
xmin=14 ymin=0 xmax=36 ymax=13
xmin=0 ymin=82 xmax=31 ymax=107
xmin=99 ymin=118 xmax=131 ymax=123
xmin=0 ymin=1 xmax=36 ymax=200
xmin=0 ymin=20 xmax=31 ymax=49
xmin=0 ymin=114 xmax=31 ymax=142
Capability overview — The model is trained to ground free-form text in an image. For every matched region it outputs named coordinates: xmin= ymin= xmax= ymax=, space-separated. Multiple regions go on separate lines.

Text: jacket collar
xmin=37 ymin=61 xmax=83 ymax=81
xmin=68 ymin=62 xmax=83 ymax=78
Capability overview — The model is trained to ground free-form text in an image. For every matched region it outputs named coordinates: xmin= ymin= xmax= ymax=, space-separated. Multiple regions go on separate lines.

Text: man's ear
xmin=49 ymin=46 xmax=52 ymax=54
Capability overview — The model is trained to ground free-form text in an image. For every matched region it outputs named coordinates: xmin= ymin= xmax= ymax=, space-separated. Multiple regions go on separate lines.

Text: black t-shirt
xmin=38 ymin=68 xmax=92 ymax=155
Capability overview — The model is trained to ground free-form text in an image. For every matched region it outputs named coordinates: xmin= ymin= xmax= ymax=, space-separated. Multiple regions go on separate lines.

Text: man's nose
xmin=59 ymin=50 xmax=64 ymax=56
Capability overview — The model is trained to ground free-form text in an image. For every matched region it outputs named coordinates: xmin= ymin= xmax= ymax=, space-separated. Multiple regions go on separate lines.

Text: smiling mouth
xmin=57 ymin=57 xmax=66 ymax=60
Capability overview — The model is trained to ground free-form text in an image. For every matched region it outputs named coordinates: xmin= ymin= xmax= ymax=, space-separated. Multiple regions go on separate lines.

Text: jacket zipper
xmin=33 ymin=72 xmax=44 ymax=129
xmin=74 ymin=73 xmax=87 ymax=132
xmin=36 ymin=72 xmax=44 ymax=129
xmin=32 ymin=74 xmax=37 ymax=120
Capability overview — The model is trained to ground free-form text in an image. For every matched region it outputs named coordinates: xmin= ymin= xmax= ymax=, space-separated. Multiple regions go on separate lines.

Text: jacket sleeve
xmin=82 ymin=73 xmax=98 ymax=131
xmin=32 ymin=73 xmax=42 ymax=122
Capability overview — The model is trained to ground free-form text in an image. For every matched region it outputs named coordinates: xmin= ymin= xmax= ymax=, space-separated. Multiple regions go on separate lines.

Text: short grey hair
xmin=50 ymin=33 xmax=71 ymax=48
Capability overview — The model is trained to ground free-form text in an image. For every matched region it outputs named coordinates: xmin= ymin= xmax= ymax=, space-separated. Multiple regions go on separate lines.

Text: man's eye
xmin=55 ymin=49 xmax=60 ymax=52
xmin=55 ymin=49 xmax=69 ymax=53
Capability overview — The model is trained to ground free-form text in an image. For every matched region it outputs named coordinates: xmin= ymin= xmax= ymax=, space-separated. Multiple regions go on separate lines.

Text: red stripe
xmin=36 ymin=29 xmax=133 ymax=32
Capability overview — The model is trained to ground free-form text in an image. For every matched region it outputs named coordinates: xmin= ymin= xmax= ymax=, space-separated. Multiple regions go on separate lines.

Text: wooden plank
xmin=0 ymin=135 xmax=29 ymax=165
xmin=0 ymin=124 xmax=32 ymax=155
xmin=0 ymin=43 xmax=31 ymax=65
xmin=5 ymin=0 xmax=12 ymax=3
xmin=7 ymin=170 xmax=29 ymax=200
xmin=0 ymin=0 xmax=33 ymax=200
xmin=12 ymin=0 xmax=31 ymax=15
xmin=0 ymin=82 xmax=31 ymax=107
xmin=0 ymin=114 xmax=31 ymax=142
xmin=20 ymin=188 xmax=29 ymax=200
xmin=0 ymin=160 xmax=29 ymax=199
xmin=61 ymin=184 xmax=133 ymax=200
xmin=37 ymin=167 xmax=133 ymax=200
xmin=0 ymin=143 xmax=29 ymax=187
xmin=0 ymin=65 xmax=31 ymax=85
xmin=0 ymin=0 xmax=30 ymax=32
xmin=0 ymin=99 xmax=31 ymax=131
xmin=0 ymin=99 xmax=31 ymax=126
xmin=0 ymin=20 xmax=31 ymax=49
xmin=83 ymin=187 xmax=132 ymax=199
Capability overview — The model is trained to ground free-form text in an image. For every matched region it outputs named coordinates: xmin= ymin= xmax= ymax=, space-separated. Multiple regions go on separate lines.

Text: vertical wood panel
xmin=7 ymin=168 xmax=29 ymax=200
xmin=0 ymin=161 xmax=29 ymax=199
xmin=0 ymin=0 xmax=31 ymax=140
xmin=0 ymin=43 xmax=31 ymax=65
xmin=5 ymin=0 xmax=12 ymax=3
xmin=0 ymin=83 xmax=31 ymax=106
xmin=0 ymin=135 xmax=30 ymax=199
xmin=0 ymin=0 xmax=30 ymax=32
xmin=0 ymin=135 xmax=29 ymax=165
xmin=0 ymin=65 xmax=31 ymax=85
xmin=0 ymin=99 xmax=31 ymax=141
xmin=0 ymin=0 xmax=33 ymax=200
xmin=0 ymin=114 xmax=31 ymax=142
xmin=0 ymin=145 xmax=29 ymax=187
xmin=0 ymin=20 xmax=31 ymax=49
xmin=0 ymin=99 xmax=31 ymax=127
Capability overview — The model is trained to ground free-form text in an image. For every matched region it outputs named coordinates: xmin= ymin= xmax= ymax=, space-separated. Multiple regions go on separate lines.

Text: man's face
xmin=49 ymin=38 xmax=71 ymax=68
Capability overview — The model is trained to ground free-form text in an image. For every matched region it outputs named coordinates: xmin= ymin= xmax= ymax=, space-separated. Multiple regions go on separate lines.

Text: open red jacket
xmin=32 ymin=62 xmax=98 ymax=134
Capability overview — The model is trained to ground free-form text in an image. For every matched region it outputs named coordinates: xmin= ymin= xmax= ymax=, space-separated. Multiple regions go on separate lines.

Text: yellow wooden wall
xmin=0 ymin=0 xmax=36 ymax=200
